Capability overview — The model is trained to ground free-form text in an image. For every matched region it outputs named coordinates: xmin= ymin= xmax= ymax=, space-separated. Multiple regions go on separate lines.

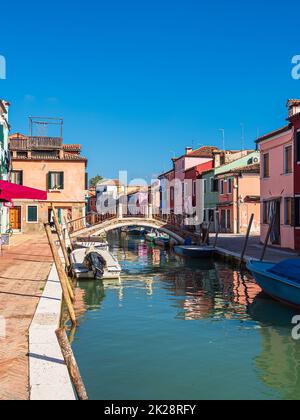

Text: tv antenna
xmin=29 ymin=116 xmax=63 ymax=139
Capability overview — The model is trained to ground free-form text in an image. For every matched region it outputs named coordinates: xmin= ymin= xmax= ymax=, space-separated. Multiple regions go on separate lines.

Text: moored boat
xmin=247 ymin=259 xmax=300 ymax=307
xmin=145 ymin=231 xmax=158 ymax=243
xmin=70 ymin=247 xmax=121 ymax=280
xmin=174 ymin=245 xmax=215 ymax=259
xmin=155 ymin=234 xmax=171 ymax=248
xmin=74 ymin=236 xmax=109 ymax=251
xmin=127 ymin=227 xmax=146 ymax=236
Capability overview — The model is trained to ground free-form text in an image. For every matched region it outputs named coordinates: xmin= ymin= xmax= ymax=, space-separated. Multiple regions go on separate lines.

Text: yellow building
xmin=9 ymin=133 xmax=88 ymax=234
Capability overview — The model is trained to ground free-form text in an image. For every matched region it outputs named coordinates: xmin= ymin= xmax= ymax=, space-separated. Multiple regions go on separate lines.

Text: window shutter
xmin=20 ymin=171 xmax=23 ymax=186
xmin=0 ymin=125 xmax=4 ymax=146
xmin=60 ymin=172 xmax=64 ymax=189
xmin=297 ymin=132 xmax=300 ymax=163
xmin=48 ymin=172 xmax=52 ymax=190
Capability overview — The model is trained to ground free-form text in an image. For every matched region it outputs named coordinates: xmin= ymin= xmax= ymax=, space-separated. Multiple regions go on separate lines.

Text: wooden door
xmin=10 ymin=207 xmax=21 ymax=230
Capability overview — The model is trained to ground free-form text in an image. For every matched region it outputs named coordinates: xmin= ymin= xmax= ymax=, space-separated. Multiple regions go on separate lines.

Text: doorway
xmin=10 ymin=206 xmax=22 ymax=231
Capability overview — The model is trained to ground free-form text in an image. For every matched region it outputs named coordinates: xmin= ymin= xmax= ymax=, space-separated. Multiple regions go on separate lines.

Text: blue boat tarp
xmin=268 ymin=259 xmax=300 ymax=283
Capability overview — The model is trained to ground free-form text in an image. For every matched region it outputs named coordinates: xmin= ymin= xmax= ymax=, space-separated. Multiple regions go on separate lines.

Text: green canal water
xmin=71 ymin=232 xmax=300 ymax=400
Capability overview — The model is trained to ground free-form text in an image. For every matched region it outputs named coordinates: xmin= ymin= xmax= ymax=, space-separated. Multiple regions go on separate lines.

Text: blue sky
xmin=1 ymin=0 xmax=300 ymax=181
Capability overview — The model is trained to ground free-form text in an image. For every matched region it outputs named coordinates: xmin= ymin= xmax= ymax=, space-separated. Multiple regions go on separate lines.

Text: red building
xmin=184 ymin=161 xmax=214 ymax=207
xmin=287 ymin=100 xmax=300 ymax=249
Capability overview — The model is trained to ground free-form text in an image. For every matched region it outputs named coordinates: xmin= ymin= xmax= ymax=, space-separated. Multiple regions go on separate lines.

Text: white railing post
xmin=148 ymin=204 xmax=153 ymax=219
xmin=117 ymin=203 xmax=123 ymax=219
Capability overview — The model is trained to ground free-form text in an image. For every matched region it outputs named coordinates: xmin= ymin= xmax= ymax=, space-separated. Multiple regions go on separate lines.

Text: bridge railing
xmin=67 ymin=212 xmax=117 ymax=234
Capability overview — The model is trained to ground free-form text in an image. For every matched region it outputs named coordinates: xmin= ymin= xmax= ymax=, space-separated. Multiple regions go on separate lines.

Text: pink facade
xmin=217 ymin=165 xmax=260 ymax=234
xmin=257 ymin=126 xmax=295 ymax=249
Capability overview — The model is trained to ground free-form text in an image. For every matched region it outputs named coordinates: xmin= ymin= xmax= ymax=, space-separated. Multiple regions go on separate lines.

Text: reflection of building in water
xmin=74 ymin=280 xmax=106 ymax=321
xmin=216 ymin=264 xmax=261 ymax=307
xmin=249 ymin=296 xmax=300 ymax=400
xmin=152 ymin=249 xmax=161 ymax=266
xmin=255 ymin=327 xmax=300 ymax=400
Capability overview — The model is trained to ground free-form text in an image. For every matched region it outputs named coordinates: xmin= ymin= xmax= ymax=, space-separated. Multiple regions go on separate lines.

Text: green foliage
xmin=89 ymin=175 xmax=103 ymax=188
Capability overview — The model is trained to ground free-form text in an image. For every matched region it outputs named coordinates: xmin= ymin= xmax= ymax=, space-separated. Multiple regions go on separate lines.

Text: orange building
xmin=9 ymin=133 xmax=88 ymax=234
xmin=216 ymin=164 xmax=261 ymax=234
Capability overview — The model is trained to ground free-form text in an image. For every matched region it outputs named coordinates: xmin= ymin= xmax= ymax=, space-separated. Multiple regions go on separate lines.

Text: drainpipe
xmin=235 ymin=175 xmax=240 ymax=234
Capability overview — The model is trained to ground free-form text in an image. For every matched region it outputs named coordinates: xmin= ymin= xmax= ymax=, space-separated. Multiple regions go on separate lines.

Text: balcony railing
xmin=9 ymin=136 xmax=62 ymax=151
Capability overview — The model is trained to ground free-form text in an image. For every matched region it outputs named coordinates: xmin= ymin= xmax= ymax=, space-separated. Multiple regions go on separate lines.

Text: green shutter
xmin=60 ymin=172 xmax=64 ymax=189
xmin=48 ymin=172 xmax=52 ymax=190
xmin=0 ymin=125 xmax=4 ymax=146
xmin=28 ymin=206 xmax=38 ymax=222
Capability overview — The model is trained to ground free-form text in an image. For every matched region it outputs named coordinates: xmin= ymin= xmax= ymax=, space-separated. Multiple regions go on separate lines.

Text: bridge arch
xmin=71 ymin=217 xmax=186 ymax=245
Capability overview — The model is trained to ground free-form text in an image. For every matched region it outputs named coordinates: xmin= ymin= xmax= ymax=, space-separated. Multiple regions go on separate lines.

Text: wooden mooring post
xmin=44 ymin=224 xmax=76 ymax=326
xmin=50 ymin=204 xmax=70 ymax=269
xmin=260 ymin=214 xmax=276 ymax=262
xmin=56 ymin=328 xmax=88 ymax=401
xmin=240 ymin=213 xmax=254 ymax=262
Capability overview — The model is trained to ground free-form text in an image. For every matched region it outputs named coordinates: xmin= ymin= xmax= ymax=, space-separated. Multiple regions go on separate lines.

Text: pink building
xmin=257 ymin=122 xmax=294 ymax=249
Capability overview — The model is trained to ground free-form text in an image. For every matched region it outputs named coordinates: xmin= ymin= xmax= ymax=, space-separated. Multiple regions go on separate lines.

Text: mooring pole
xmin=260 ymin=214 xmax=276 ymax=262
xmin=213 ymin=216 xmax=221 ymax=249
xmin=56 ymin=328 xmax=88 ymax=400
xmin=240 ymin=213 xmax=254 ymax=262
xmin=51 ymin=204 xmax=70 ymax=269
xmin=44 ymin=224 xmax=76 ymax=325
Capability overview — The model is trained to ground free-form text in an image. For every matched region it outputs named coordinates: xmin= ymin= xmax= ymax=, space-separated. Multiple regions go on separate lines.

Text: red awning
xmin=0 ymin=181 xmax=47 ymax=203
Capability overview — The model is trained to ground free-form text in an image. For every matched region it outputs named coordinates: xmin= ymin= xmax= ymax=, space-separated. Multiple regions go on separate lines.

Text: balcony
xmin=9 ymin=136 xmax=62 ymax=151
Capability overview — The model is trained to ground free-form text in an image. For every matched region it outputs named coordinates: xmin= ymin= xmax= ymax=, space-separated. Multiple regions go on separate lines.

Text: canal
xmin=71 ymin=232 xmax=300 ymax=400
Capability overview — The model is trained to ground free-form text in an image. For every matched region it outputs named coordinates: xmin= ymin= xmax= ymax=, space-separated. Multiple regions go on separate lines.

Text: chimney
xmin=214 ymin=152 xmax=221 ymax=168
xmin=185 ymin=147 xmax=193 ymax=155
xmin=287 ymin=99 xmax=300 ymax=118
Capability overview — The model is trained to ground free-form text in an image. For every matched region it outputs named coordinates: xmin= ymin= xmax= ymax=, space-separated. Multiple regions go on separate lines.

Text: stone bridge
xmin=67 ymin=206 xmax=199 ymax=245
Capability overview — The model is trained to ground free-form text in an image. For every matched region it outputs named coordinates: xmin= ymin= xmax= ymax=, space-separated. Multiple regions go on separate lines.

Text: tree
xmin=89 ymin=175 xmax=103 ymax=188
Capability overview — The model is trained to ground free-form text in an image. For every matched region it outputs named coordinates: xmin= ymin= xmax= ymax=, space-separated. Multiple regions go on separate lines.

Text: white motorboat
xmin=70 ymin=247 xmax=121 ymax=280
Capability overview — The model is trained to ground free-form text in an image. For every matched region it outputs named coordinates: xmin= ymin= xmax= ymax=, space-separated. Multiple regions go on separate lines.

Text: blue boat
xmin=174 ymin=245 xmax=215 ymax=259
xmin=127 ymin=227 xmax=146 ymax=236
xmin=247 ymin=259 xmax=300 ymax=307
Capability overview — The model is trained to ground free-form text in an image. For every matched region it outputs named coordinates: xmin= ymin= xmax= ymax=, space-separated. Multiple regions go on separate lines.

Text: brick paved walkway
xmin=0 ymin=234 xmax=52 ymax=400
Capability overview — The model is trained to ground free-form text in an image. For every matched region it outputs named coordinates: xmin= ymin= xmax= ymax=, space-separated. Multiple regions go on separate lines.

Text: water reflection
xmin=249 ymin=294 xmax=300 ymax=400
xmin=72 ymin=233 xmax=300 ymax=400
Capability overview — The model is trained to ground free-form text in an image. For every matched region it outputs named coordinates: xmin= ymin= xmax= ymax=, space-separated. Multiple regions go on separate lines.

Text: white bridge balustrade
xmin=66 ymin=203 xmax=200 ymax=245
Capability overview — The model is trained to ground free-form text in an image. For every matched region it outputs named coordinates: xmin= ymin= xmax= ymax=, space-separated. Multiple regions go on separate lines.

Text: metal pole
xmin=240 ymin=213 xmax=254 ymax=262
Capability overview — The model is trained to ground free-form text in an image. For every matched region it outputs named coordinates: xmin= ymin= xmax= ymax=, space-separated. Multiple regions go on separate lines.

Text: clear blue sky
xmin=1 ymin=0 xmax=300 ymax=181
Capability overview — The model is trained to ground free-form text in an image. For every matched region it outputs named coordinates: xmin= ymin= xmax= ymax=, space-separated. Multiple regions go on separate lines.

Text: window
xmin=27 ymin=205 xmax=38 ymax=223
xmin=228 ymin=178 xmax=233 ymax=194
xmin=220 ymin=180 xmax=224 ymax=194
xmin=193 ymin=180 xmax=196 ymax=197
xmin=296 ymin=131 xmax=300 ymax=163
xmin=263 ymin=202 xmax=269 ymax=224
xmin=284 ymin=146 xmax=293 ymax=174
xmin=227 ymin=210 xmax=231 ymax=229
xmin=11 ymin=170 xmax=23 ymax=185
xmin=263 ymin=153 xmax=270 ymax=178
xmin=210 ymin=178 xmax=214 ymax=192
xmin=295 ymin=198 xmax=300 ymax=227
xmin=203 ymin=179 xmax=207 ymax=194
xmin=284 ymin=197 xmax=294 ymax=226
xmin=213 ymin=179 xmax=219 ymax=192
xmin=48 ymin=172 xmax=64 ymax=190
xmin=170 ymin=187 xmax=174 ymax=201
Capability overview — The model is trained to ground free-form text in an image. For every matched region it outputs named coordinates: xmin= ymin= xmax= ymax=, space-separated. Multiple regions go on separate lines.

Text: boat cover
xmin=268 ymin=259 xmax=300 ymax=282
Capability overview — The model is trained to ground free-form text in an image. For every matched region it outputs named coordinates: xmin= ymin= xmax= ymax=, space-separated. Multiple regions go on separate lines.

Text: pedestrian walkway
xmin=0 ymin=234 xmax=52 ymax=400
xmin=214 ymin=234 xmax=299 ymax=263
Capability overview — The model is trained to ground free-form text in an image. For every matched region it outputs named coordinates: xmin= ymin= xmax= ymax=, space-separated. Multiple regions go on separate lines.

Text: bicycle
xmin=6 ymin=224 xmax=14 ymax=238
